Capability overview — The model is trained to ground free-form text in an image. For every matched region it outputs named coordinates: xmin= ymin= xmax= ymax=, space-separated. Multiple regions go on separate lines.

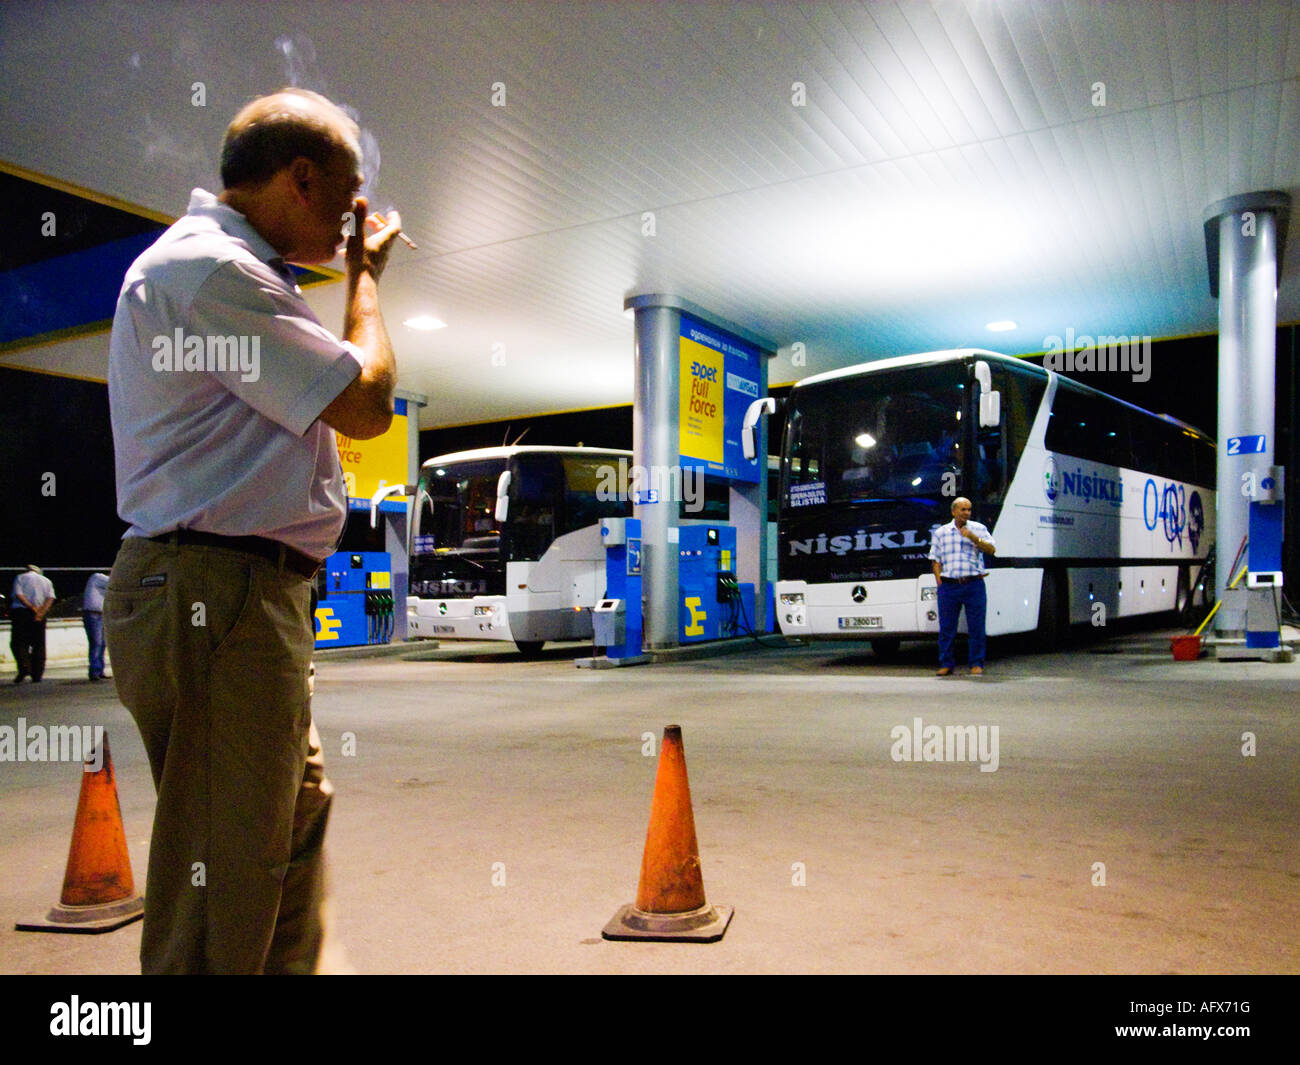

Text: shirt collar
xmin=185 ymin=188 xmax=283 ymax=268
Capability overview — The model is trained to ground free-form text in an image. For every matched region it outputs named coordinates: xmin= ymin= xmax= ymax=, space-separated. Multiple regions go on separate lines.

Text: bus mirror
xmin=370 ymin=482 xmax=416 ymax=528
xmin=495 ymin=470 xmax=512 ymax=523
xmin=742 ymin=397 xmax=777 ymax=461
xmin=979 ymin=390 xmax=1001 ymax=428
xmin=973 ymin=361 xmax=999 ymax=427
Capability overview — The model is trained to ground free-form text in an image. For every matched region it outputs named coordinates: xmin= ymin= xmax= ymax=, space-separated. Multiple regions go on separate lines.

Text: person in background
xmin=83 ymin=571 xmax=110 ymax=681
xmin=10 ymin=564 xmax=56 ymax=683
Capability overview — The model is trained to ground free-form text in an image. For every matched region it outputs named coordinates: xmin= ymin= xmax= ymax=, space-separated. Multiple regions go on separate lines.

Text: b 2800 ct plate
xmin=838 ymin=616 xmax=883 ymax=630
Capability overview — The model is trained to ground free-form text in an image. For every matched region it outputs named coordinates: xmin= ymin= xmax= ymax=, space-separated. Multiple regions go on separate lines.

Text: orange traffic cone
xmin=603 ymin=724 xmax=733 ymax=942
xmin=16 ymin=733 xmax=144 ymax=934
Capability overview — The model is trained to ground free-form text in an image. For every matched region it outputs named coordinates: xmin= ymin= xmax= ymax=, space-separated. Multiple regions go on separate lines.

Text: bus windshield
xmin=414 ymin=451 xmax=633 ymax=563
xmin=784 ymin=363 xmax=967 ymax=506
xmin=415 ymin=459 xmax=504 ymax=553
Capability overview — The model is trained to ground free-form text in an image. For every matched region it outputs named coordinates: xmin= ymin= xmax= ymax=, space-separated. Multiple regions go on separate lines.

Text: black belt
xmin=944 ymin=574 xmax=986 ymax=584
xmin=149 ymin=530 xmax=321 ymax=579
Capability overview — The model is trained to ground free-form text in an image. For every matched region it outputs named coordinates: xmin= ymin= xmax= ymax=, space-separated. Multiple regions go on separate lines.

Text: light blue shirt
xmin=928 ymin=520 xmax=994 ymax=578
xmin=108 ymin=189 xmax=362 ymax=559
xmin=83 ymin=573 xmax=110 ymax=612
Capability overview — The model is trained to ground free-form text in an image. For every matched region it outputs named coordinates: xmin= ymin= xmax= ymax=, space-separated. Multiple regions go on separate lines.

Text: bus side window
xmin=998 ymin=367 xmax=1046 ymax=498
xmin=974 ymin=370 xmax=1010 ymax=504
xmin=975 ymin=427 xmax=1004 ymax=503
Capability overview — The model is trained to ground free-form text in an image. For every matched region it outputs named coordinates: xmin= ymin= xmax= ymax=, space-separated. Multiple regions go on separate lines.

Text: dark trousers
xmin=937 ymin=578 xmax=987 ymax=669
xmin=83 ymin=610 xmax=106 ymax=678
xmin=10 ymin=608 xmax=46 ymax=680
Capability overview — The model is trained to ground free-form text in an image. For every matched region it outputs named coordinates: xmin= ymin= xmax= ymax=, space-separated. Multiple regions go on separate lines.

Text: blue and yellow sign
xmin=678 ymin=316 xmax=760 ymax=483
xmin=335 ymin=397 xmax=408 ymax=501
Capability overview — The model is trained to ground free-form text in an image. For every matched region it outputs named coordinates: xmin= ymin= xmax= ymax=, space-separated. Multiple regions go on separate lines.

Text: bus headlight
xmin=920 ymin=587 xmax=938 ymax=601
xmin=779 ymin=593 xmax=805 ymax=606
xmin=474 ymin=605 xmax=495 ymax=616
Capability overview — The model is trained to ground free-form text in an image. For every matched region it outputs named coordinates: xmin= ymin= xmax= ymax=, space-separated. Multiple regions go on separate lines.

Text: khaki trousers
xmin=104 ymin=536 xmax=331 ymax=974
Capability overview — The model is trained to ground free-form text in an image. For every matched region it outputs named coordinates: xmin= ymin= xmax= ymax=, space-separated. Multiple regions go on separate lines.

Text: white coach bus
xmin=758 ymin=349 xmax=1215 ymax=654
xmin=406 ymin=446 xmax=632 ymax=654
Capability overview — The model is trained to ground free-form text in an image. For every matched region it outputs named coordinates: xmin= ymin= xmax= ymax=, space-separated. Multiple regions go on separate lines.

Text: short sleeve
xmin=187 ymin=258 xmax=362 ymax=436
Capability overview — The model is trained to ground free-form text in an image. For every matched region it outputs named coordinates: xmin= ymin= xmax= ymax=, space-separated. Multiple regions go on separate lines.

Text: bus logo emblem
xmin=851 ymin=586 xmax=867 ymax=602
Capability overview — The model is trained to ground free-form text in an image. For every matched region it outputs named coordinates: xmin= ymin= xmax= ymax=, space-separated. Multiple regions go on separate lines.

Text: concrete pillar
xmin=1202 ymin=191 xmax=1290 ymax=636
xmin=625 ymin=294 xmax=777 ymax=649
xmin=628 ymin=299 xmax=682 ymax=649
xmin=394 ymin=390 xmax=428 ymax=642
xmin=729 ymin=339 xmax=770 ymax=629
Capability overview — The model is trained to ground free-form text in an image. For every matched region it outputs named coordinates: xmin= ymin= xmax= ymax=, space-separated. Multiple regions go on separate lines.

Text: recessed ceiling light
xmin=404 ymin=315 xmax=446 ymax=331
xmin=986 ymin=320 xmax=1017 ymax=332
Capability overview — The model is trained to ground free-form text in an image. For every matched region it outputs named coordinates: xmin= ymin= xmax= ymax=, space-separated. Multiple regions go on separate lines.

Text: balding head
xmin=951 ymin=496 xmax=973 ymax=524
xmin=220 ymin=88 xmax=361 ymax=190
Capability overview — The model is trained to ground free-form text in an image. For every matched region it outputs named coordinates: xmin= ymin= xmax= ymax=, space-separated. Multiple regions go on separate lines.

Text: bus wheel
xmin=1036 ymin=569 xmax=1067 ymax=650
xmin=514 ymin=640 xmax=545 ymax=657
xmin=870 ymin=637 xmax=901 ymax=660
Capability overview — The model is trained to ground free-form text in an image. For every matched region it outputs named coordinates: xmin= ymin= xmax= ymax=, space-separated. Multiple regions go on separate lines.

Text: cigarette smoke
xmin=275 ymin=33 xmax=389 ymax=214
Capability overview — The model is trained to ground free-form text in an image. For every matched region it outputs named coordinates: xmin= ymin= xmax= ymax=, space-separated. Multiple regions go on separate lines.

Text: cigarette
xmin=368 ymin=213 xmax=417 ymax=249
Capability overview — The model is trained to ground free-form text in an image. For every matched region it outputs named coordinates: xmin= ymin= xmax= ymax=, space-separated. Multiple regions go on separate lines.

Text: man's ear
xmin=286 ymin=157 xmax=315 ymax=199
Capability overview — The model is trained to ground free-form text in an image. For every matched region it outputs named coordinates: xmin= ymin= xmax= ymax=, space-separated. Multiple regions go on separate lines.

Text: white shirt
xmin=12 ymin=570 xmax=55 ymax=611
xmin=108 ymin=189 xmax=362 ymax=559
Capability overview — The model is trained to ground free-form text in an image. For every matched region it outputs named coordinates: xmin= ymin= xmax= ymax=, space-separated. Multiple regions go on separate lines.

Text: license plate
xmin=432 ymin=625 xmax=457 ymax=634
xmin=838 ymin=616 xmax=883 ymax=630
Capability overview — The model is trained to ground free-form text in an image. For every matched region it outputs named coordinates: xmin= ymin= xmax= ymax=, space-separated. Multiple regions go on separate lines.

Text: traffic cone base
xmin=602 ymin=902 xmax=733 ymax=943
xmin=16 ymin=895 xmax=143 ymax=935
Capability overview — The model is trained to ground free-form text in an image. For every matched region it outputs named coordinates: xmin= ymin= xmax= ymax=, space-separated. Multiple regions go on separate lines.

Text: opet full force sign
xmin=678 ymin=315 xmax=761 ymax=484
xmin=335 ymin=397 xmax=408 ymax=501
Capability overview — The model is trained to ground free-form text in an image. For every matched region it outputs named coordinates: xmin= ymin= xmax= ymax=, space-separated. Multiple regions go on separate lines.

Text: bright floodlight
xmin=404 ymin=315 xmax=446 ymax=331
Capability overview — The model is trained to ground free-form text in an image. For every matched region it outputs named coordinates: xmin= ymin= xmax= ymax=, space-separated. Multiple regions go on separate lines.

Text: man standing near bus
xmin=104 ymin=88 xmax=402 ymax=973
xmin=929 ymin=497 xmax=996 ymax=676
